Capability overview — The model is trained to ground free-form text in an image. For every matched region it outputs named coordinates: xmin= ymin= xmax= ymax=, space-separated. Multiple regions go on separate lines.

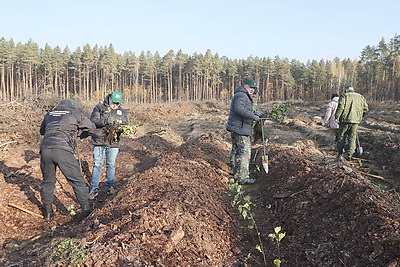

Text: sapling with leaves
xmin=104 ymin=119 xmax=138 ymax=144
xmin=229 ymin=179 xmax=267 ymax=265
xmin=268 ymin=226 xmax=286 ymax=267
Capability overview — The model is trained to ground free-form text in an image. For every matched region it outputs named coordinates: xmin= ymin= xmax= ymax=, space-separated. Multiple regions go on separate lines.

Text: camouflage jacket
xmin=335 ymin=89 xmax=368 ymax=124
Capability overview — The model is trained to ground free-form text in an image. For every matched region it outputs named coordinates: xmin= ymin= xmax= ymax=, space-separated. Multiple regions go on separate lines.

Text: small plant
xmin=268 ymin=226 xmax=286 ymax=267
xmin=229 ymin=179 xmax=267 ymax=265
xmin=50 ymin=238 xmax=88 ymax=266
xmin=67 ymin=205 xmax=76 ymax=216
xmin=268 ymin=103 xmax=292 ymax=121
xmin=105 ymin=121 xmax=139 ymax=144
xmin=118 ymin=124 xmax=138 ymax=135
xmin=252 ymin=164 xmax=261 ymax=174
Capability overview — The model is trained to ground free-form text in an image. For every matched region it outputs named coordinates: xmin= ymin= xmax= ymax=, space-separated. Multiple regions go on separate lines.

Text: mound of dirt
xmin=250 ymin=144 xmax=400 ymax=266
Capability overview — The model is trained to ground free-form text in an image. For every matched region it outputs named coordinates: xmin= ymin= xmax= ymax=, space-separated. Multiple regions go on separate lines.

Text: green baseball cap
xmin=244 ymin=78 xmax=257 ymax=88
xmin=66 ymin=98 xmax=77 ymax=108
xmin=110 ymin=91 xmax=123 ymax=103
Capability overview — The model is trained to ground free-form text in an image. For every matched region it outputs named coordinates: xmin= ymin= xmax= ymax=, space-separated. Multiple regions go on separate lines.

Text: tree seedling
xmin=229 ymin=180 xmax=267 ymax=265
xmin=268 ymin=226 xmax=286 ymax=267
xmin=67 ymin=205 xmax=76 ymax=216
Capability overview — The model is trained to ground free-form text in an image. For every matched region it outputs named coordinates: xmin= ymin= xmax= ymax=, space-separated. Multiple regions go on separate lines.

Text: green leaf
xmin=243 ymin=203 xmax=250 ymax=210
xmin=241 ymin=209 xmax=248 ymax=219
xmin=273 ymin=259 xmax=281 ymax=267
xmin=268 ymin=233 xmax=276 ymax=239
xmin=278 ymin=232 xmax=286 ymax=241
xmin=243 ymin=195 xmax=251 ymax=202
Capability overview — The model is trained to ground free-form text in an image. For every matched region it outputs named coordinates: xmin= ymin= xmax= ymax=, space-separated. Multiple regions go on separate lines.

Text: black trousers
xmin=40 ymin=148 xmax=89 ymax=206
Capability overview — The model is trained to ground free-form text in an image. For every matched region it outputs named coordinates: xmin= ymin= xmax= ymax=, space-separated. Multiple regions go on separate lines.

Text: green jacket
xmin=335 ymin=89 xmax=368 ymax=124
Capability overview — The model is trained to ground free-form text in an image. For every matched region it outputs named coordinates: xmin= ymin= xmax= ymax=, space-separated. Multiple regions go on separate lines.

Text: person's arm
xmin=233 ymin=93 xmax=259 ymax=121
xmin=90 ymin=105 xmax=107 ymax=128
xmin=78 ymin=113 xmax=98 ymax=138
xmin=363 ymin=99 xmax=369 ymax=117
xmin=323 ymin=102 xmax=333 ymax=125
xmin=39 ymin=117 xmax=46 ymax=135
xmin=121 ymin=109 xmax=128 ymax=125
xmin=335 ymin=97 xmax=345 ymax=122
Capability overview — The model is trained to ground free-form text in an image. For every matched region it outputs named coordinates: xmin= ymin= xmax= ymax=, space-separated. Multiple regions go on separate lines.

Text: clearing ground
xmin=0 ymin=98 xmax=399 ymax=266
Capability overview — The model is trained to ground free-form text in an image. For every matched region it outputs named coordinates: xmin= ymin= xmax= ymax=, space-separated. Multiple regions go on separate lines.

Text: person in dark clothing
xmin=89 ymin=91 xmax=128 ymax=199
xmin=39 ymin=99 xmax=97 ymax=221
xmin=226 ymin=78 xmax=261 ymax=185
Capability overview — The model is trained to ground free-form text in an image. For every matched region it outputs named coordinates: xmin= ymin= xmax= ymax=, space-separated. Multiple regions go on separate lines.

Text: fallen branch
xmin=86 ymin=235 xmax=101 ymax=245
xmin=8 ymin=203 xmax=43 ymax=218
xmin=0 ymin=141 xmax=18 ymax=148
xmin=352 ymin=156 xmax=373 ymax=162
xmin=357 ymin=170 xmax=385 ymax=180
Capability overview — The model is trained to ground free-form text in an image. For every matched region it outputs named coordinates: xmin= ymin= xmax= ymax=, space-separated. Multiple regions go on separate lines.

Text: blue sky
xmin=1 ymin=0 xmax=399 ymax=63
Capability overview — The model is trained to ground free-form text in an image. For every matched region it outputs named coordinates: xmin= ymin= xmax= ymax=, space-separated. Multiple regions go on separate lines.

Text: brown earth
xmin=0 ymin=99 xmax=399 ymax=266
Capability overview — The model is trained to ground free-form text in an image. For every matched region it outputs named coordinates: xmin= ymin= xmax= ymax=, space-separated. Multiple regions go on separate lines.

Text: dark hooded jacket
xmin=40 ymin=99 xmax=97 ymax=153
xmin=90 ymin=94 xmax=128 ymax=147
xmin=226 ymin=86 xmax=259 ymax=136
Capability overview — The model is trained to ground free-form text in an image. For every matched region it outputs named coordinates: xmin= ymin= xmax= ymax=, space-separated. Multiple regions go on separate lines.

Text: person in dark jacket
xmin=39 ymin=99 xmax=97 ymax=221
xmin=226 ymin=79 xmax=260 ymax=185
xmin=89 ymin=91 xmax=128 ymax=199
xmin=335 ymin=85 xmax=368 ymax=160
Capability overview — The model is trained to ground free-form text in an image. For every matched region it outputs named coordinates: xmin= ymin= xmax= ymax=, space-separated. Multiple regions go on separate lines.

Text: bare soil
xmin=0 ymin=99 xmax=399 ymax=266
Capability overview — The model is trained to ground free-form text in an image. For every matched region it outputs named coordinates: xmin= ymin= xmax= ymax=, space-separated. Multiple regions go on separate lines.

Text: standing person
xmin=89 ymin=91 xmax=128 ymax=199
xmin=335 ymin=85 xmax=368 ymax=161
xmin=39 ymin=99 xmax=97 ymax=221
xmin=226 ymin=78 xmax=261 ymax=185
xmin=322 ymin=93 xmax=340 ymax=150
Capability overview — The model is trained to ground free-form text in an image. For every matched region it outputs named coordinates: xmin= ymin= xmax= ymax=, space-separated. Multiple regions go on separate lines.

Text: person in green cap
xmin=89 ymin=91 xmax=128 ymax=199
xmin=335 ymin=84 xmax=368 ymax=161
xmin=226 ymin=78 xmax=261 ymax=185
xmin=39 ymin=99 xmax=97 ymax=221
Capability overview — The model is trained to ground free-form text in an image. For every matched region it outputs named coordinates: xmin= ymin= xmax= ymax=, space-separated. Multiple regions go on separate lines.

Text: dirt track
xmin=0 ymin=100 xmax=399 ymax=266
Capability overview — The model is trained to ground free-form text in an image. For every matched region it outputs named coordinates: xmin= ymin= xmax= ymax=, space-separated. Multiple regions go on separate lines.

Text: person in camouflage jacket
xmin=335 ymin=85 xmax=368 ymax=160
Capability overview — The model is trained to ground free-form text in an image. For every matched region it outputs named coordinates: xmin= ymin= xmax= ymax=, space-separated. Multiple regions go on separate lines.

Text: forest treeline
xmin=1 ymin=34 xmax=399 ymax=104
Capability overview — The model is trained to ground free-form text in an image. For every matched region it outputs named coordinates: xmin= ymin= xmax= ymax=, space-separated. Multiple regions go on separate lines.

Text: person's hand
xmin=106 ymin=116 xmax=115 ymax=125
xmin=321 ymin=122 xmax=326 ymax=127
xmin=79 ymin=131 xmax=89 ymax=139
xmin=114 ymin=119 xmax=122 ymax=127
xmin=254 ymin=116 xmax=261 ymax=122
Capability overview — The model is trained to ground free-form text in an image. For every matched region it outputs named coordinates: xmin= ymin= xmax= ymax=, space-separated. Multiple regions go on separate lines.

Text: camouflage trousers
xmin=337 ymin=123 xmax=358 ymax=156
xmin=229 ymin=133 xmax=252 ymax=181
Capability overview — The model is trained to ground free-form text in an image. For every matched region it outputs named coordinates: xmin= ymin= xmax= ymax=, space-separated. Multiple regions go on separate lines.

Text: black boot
xmin=43 ymin=203 xmax=54 ymax=221
xmin=80 ymin=202 xmax=92 ymax=220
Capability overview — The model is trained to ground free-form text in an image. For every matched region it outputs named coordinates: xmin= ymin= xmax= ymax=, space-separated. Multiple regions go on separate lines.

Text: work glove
xmin=255 ymin=110 xmax=263 ymax=117
xmin=106 ymin=116 xmax=115 ymax=125
xmin=254 ymin=116 xmax=261 ymax=122
xmin=321 ymin=122 xmax=326 ymax=127
xmin=79 ymin=131 xmax=90 ymax=139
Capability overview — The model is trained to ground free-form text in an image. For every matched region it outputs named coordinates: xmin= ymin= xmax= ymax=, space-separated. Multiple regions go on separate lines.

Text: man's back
xmin=335 ymin=89 xmax=368 ymax=124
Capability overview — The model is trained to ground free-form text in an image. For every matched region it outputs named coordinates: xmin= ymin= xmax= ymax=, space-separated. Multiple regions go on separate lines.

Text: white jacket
xmin=323 ymin=97 xmax=339 ymax=129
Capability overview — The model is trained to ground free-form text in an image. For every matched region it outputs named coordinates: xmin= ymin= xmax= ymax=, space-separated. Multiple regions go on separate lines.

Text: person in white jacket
xmin=322 ymin=93 xmax=339 ymax=150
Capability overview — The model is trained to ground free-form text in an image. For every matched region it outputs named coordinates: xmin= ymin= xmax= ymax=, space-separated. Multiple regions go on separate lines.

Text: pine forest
xmin=1 ymin=34 xmax=400 ymax=104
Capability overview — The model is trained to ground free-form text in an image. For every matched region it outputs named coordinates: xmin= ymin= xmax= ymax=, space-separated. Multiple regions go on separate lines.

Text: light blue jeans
xmin=90 ymin=146 xmax=119 ymax=192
